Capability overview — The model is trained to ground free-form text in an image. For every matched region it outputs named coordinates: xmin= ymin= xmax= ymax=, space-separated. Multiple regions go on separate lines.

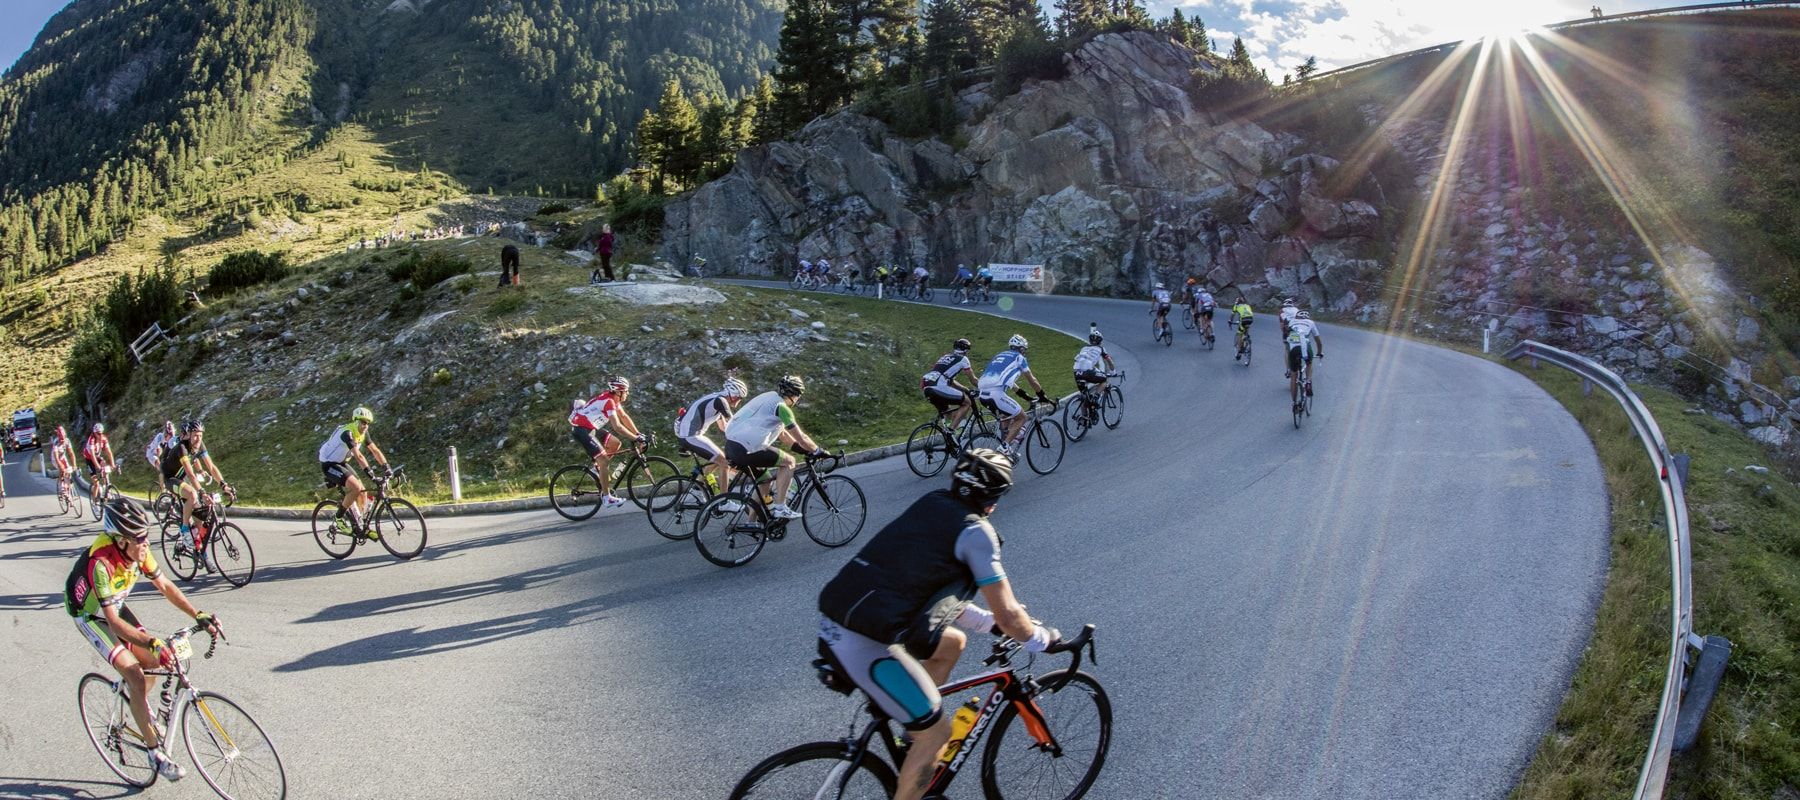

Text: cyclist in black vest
xmin=817 ymin=448 xmax=1068 ymax=800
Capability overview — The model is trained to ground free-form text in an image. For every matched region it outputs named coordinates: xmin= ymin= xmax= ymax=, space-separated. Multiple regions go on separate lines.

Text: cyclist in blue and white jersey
xmin=1278 ymin=297 xmax=1300 ymax=376
xmin=954 ymin=264 xmax=974 ymax=300
xmin=977 ymin=335 xmax=1049 ymax=455
xmin=921 ymin=339 xmax=978 ymax=428
xmin=976 ymin=264 xmax=993 ymax=289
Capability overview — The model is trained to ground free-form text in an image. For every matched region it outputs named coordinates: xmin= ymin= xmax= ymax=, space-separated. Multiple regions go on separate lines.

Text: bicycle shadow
xmin=0 ymin=591 xmax=63 ymax=611
xmin=0 ymin=776 xmax=143 ymax=799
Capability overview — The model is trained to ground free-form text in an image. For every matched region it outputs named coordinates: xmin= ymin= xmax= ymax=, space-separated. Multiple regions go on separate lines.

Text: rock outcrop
xmin=663 ymin=32 xmax=1385 ymax=304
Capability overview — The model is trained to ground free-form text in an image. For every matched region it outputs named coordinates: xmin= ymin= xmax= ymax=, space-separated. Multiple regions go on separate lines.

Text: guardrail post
xmin=1674 ymin=635 xmax=1732 ymax=751
xmin=1483 ymin=328 xmax=1491 ymax=354
xmin=448 ymin=446 xmax=462 ymax=502
xmin=1671 ymin=453 xmax=1690 ymax=491
xmin=1582 ymin=377 xmax=1593 ymax=396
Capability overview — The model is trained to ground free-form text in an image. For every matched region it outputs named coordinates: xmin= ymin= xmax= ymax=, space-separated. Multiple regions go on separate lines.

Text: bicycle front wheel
xmin=375 ymin=498 xmax=428 ymax=559
xmin=78 ymin=673 xmax=158 ymax=788
xmin=646 ymin=475 xmax=707 ymax=541
xmin=1100 ymin=386 xmax=1124 ymax=430
xmin=1026 ymin=419 xmax=1066 ymax=475
xmin=311 ymin=500 xmax=356 ymax=559
xmin=905 ymin=422 xmax=953 ymax=478
xmin=980 ymin=670 xmax=1112 ymax=800
xmin=801 ymin=475 xmax=867 ymax=547
xmin=209 ymin=522 xmax=256 ymax=587
xmin=729 ymin=741 xmax=897 ymax=800
xmin=694 ymin=493 xmax=765 ymax=567
xmin=160 ymin=520 xmax=200 ymax=581
xmin=549 ymin=465 xmax=604 ymax=521
xmin=90 ymin=483 xmax=105 ymax=520
xmin=181 ymin=690 xmax=288 ymax=800
xmin=624 ymin=455 xmax=680 ymax=510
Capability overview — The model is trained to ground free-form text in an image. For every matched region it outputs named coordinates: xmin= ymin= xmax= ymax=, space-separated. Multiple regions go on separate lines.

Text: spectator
xmin=500 ymin=244 xmax=521 ymax=287
xmin=592 ymin=223 xmax=616 ymax=284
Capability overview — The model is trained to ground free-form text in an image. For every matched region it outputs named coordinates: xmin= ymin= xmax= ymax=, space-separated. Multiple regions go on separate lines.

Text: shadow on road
xmin=0 ymin=776 xmax=143 ymax=799
xmin=0 ymin=591 xmax=63 ymax=611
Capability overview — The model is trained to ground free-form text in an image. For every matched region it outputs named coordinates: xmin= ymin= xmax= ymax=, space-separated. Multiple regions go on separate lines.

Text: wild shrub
xmin=209 ymin=250 xmax=289 ymax=293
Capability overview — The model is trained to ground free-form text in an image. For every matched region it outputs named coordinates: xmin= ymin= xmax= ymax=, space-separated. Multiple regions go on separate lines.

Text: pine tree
xmin=1295 ymin=55 xmax=1319 ymax=83
xmin=1189 ymin=14 xmax=1209 ymax=53
xmin=645 ymin=80 xmax=701 ymax=192
xmin=924 ymin=0 xmax=979 ymax=74
xmin=772 ymin=0 xmax=856 ymax=131
xmin=749 ymin=75 xmax=781 ymax=143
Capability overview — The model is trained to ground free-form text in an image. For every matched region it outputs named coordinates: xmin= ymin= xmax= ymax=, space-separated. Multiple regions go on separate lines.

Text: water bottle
xmin=938 ymin=697 xmax=982 ymax=764
xmin=704 ymin=472 xmax=719 ymax=492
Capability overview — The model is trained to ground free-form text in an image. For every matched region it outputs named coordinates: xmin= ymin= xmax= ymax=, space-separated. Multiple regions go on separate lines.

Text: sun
xmin=1446 ymin=2 xmax=1556 ymax=41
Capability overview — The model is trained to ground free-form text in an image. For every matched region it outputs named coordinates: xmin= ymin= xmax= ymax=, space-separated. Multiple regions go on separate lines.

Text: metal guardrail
xmin=1506 ymin=340 xmax=1730 ymax=800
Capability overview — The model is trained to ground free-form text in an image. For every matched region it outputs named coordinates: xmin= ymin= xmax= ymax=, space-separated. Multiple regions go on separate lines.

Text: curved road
xmin=0 ymin=288 xmax=1607 ymax=799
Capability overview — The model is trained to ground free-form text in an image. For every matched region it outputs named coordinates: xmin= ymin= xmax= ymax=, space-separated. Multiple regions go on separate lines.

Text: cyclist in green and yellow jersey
xmin=1230 ymin=296 xmax=1255 ymax=361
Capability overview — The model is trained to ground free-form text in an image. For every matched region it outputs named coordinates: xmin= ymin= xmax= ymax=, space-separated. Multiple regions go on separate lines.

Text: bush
xmin=993 ymin=22 xmax=1066 ymax=98
xmin=385 ymin=250 xmax=471 ymax=291
xmin=609 ymin=183 xmax=667 ymax=241
xmin=536 ymin=202 xmax=572 ymax=216
xmin=65 ymin=320 xmax=131 ymax=403
xmin=208 ymin=250 xmax=289 ymax=293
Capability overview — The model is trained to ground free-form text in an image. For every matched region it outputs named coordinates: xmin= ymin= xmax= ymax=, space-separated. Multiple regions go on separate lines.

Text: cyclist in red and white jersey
xmin=569 ymin=376 xmax=646 ymax=509
xmin=83 ymin=423 xmax=116 ymax=483
xmin=675 ymin=378 xmax=747 ymax=493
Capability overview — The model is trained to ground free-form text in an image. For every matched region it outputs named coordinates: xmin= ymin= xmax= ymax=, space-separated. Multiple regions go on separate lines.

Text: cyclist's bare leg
xmin=948 ymin=396 xmax=972 ymax=429
xmin=180 ymin=483 xmax=200 ymax=528
xmin=342 ymin=473 xmax=368 ymax=525
xmin=111 ymin=648 xmax=164 ymax=750
xmin=771 ymin=452 xmax=797 ymax=503
xmin=590 ymin=441 xmax=620 ymax=494
xmin=1289 ymin=358 xmax=1300 ymax=404
xmin=1000 ymin=410 xmax=1026 ymax=446
xmin=893 ymin=627 xmax=965 ymax=800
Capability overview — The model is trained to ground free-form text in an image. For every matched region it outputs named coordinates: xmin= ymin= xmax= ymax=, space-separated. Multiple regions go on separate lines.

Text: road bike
xmin=1190 ymin=305 xmax=1216 ymax=349
xmin=311 ymin=465 xmax=428 ymax=560
xmin=730 ymin=625 xmax=1107 ymax=800
xmin=905 ymin=394 xmax=1000 ymax=478
xmin=693 ymin=452 xmax=867 ymax=567
xmin=1065 ymin=372 xmax=1124 ymax=442
xmin=59 ymin=475 xmax=83 ymax=517
xmin=550 ymin=433 xmax=679 ymax=520
xmin=643 ymin=446 xmax=727 ymax=541
xmin=1150 ymin=309 xmax=1173 ymax=347
xmin=833 ymin=271 xmax=864 ymax=294
xmin=89 ymin=464 xmax=120 ymax=521
xmin=78 ymin=623 xmax=287 ymax=799
xmin=1290 ymin=350 xmax=1318 ymax=429
xmin=905 ymin=280 xmax=935 ymax=302
xmin=969 ymin=396 xmax=1065 ymax=475
xmin=159 ymin=490 xmax=254 ymax=588
xmin=1231 ymin=314 xmax=1253 ymax=366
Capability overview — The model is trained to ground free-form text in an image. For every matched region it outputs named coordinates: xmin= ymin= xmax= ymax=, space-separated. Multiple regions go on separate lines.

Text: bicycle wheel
xmin=549 ymin=465 xmax=604 ymax=521
xmin=1244 ymin=337 xmax=1253 ymax=366
xmin=375 ymin=498 xmax=428 ymax=559
xmin=1025 ymin=419 xmax=1066 ymax=475
xmin=801 ymin=475 xmax=867 ymax=547
xmin=646 ymin=475 xmax=707 ymax=540
xmin=58 ymin=491 xmax=71 ymax=515
xmin=967 ymin=431 xmax=1004 ymax=455
xmin=979 ymin=670 xmax=1111 ymax=800
xmin=1062 ymin=398 xmax=1091 ymax=442
xmin=160 ymin=520 xmax=200 ymax=581
xmin=152 ymin=491 xmax=178 ymax=522
xmin=905 ymin=422 xmax=953 ymax=478
xmin=728 ymin=740 xmax=897 ymax=800
xmin=1100 ymin=386 xmax=1124 ymax=430
xmin=985 ymin=289 xmax=1000 ymax=305
xmin=310 ymin=500 xmax=356 ymax=559
xmin=90 ymin=482 xmax=104 ymax=520
xmin=694 ymin=493 xmax=765 ymax=567
xmin=1181 ymin=310 xmax=1195 ymax=330
xmin=920 ymin=286 xmax=935 ymax=302
xmin=78 ymin=673 xmax=158 ymax=788
xmin=623 ymin=455 xmax=680 ymax=510
xmin=181 ymin=691 xmax=288 ymax=800
xmin=209 ymin=522 xmax=256 ymax=587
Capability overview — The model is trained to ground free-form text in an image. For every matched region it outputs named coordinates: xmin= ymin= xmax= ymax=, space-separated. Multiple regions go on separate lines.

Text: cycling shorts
xmin=84 ymin=457 xmax=103 ymax=477
xmin=1155 ymin=303 xmax=1171 ymax=317
xmin=677 ymin=435 xmax=722 ymax=461
xmin=75 ymin=606 xmax=145 ymax=667
xmin=923 ymin=385 xmax=966 ymax=412
xmin=570 ymin=426 xmax=618 ymax=458
xmin=819 ymin=618 xmax=942 ymax=731
xmin=978 ymin=386 xmax=1022 ymax=417
xmin=1237 ymin=316 xmax=1254 ymax=332
xmin=1287 ymin=343 xmax=1313 ymax=373
xmin=1074 ymin=370 xmax=1107 ymax=387
xmin=724 ymin=440 xmax=780 ymax=470
xmin=321 ymin=461 xmax=353 ymax=489
xmin=1198 ymin=307 xmax=1214 ymax=320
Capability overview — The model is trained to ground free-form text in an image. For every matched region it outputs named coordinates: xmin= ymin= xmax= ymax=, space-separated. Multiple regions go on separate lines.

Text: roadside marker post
xmin=448 ymin=446 xmax=462 ymax=502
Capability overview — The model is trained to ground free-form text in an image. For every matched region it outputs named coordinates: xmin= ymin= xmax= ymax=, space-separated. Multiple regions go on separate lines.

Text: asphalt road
xmin=0 ymin=286 xmax=1608 ymax=800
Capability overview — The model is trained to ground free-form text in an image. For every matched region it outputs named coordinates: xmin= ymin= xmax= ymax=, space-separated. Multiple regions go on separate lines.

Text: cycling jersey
xmin=65 ymin=535 xmax=160 ymax=619
xmin=145 ymin=431 xmax=174 ymax=463
xmin=1232 ymin=303 xmax=1254 ymax=323
xmin=725 ymin=391 xmax=797 ymax=451
xmin=675 ymin=391 xmax=731 ymax=438
xmin=159 ymin=439 xmax=205 ymax=481
xmin=1287 ymin=318 xmax=1318 ymax=353
xmin=318 ymin=423 xmax=366 ymax=463
xmin=1151 ymin=288 xmax=1172 ymax=305
xmin=1073 ymin=344 xmax=1110 ymax=373
xmin=912 ymin=268 xmax=928 ymax=281
xmin=569 ymin=391 xmax=623 ymax=430
xmin=955 ymin=267 xmax=973 ymax=283
xmin=922 ymin=351 xmax=973 ymax=390
xmin=1194 ymin=290 xmax=1216 ymax=309
xmin=83 ymin=434 xmax=110 ymax=463
xmin=1279 ymin=305 xmax=1298 ymax=327
xmin=978 ymin=350 xmax=1030 ymax=391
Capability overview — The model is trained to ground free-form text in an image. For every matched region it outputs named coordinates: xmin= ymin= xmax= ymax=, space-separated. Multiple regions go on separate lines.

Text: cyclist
xmin=675 ymin=378 xmax=747 ymax=493
xmin=817 ymin=449 xmax=1070 ymax=800
xmin=977 ymin=335 xmax=1050 ymax=456
xmin=976 ymin=264 xmax=993 ymax=292
xmin=1278 ymin=298 xmax=1301 ymax=376
xmin=1074 ymin=325 xmax=1117 ymax=394
xmin=722 ymin=375 xmax=826 ymax=520
xmin=83 ymin=423 xmax=116 ymax=491
xmin=911 ymin=264 xmax=930 ymax=295
xmin=874 ymin=264 xmax=892 ymax=291
xmin=144 ymin=421 xmax=178 ymax=496
xmin=163 ymin=420 xmax=234 ymax=564
xmin=797 ymin=259 xmax=813 ymax=283
xmin=65 ymin=497 xmax=222 ymax=783
xmin=953 ymin=264 xmax=974 ymax=302
xmin=1286 ymin=310 xmax=1325 ymax=408
xmin=569 ymin=376 xmax=647 ymax=510
xmin=921 ymin=338 xmax=978 ymax=429
xmin=320 ymin=407 xmax=392 ymax=537
xmin=1190 ymin=281 xmax=1217 ymax=341
xmin=1230 ymin=295 xmax=1255 ymax=360
xmin=817 ymin=258 xmax=834 ymax=287
xmin=1149 ymin=282 xmax=1174 ymax=339
xmin=51 ymin=426 xmax=78 ymax=504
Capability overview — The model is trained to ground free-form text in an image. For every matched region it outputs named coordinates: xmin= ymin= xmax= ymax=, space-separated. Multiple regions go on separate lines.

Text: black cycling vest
xmin=929 ymin=352 xmax=969 ymax=381
xmin=819 ymin=489 xmax=991 ymax=648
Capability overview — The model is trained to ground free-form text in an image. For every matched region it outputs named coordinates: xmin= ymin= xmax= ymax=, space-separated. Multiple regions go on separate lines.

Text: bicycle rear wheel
xmin=181 ymin=691 xmax=288 ymax=800
xmin=694 ymin=493 xmax=766 ymax=567
xmin=1025 ymin=420 xmax=1065 ymax=475
xmin=90 ymin=482 xmax=105 ymax=520
xmin=801 ymin=475 xmax=867 ymax=547
xmin=78 ymin=673 xmax=158 ymax=788
xmin=160 ymin=520 xmax=200 ymax=581
xmin=1100 ymin=386 xmax=1124 ymax=430
xmin=209 ymin=522 xmax=256 ymax=587
xmin=375 ymin=498 xmax=428 ymax=559
xmin=728 ymin=741 xmax=897 ymax=800
xmin=1063 ymin=397 xmax=1091 ymax=442
xmin=623 ymin=456 xmax=680 ymax=510
xmin=980 ymin=670 xmax=1111 ymax=800
xmin=1181 ymin=311 xmax=1195 ymax=330
xmin=549 ymin=465 xmax=604 ymax=521
xmin=905 ymin=422 xmax=953 ymax=478
xmin=646 ymin=475 xmax=707 ymax=540
xmin=310 ymin=500 xmax=356 ymax=559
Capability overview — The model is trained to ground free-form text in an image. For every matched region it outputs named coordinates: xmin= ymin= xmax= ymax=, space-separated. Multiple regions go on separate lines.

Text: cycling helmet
xmin=722 ymin=377 xmax=749 ymax=398
xmin=951 ymin=448 xmax=1015 ymax=507
xmin=352 ymin=406 xmax=374 ymax=424
xmin=1008 ymin=334 xmax=1029 ymax=350
xmin=102 ymin=497 xmax=153 ymax=542
xmin=777 ymin=375 xmax=806 ymax=398
xmin=1089 ymin=331 xmax=1104 ymax=345
xmin=1186 ymin=277 xmax=1197 ymax=286
xmin=607 ymin=376 xmax=631 ymax=393
xmin=1295 ymin=310 xmax=1311 ymax=320
xmin=183 ymin=419 xmax=205 ymax=434
xmin=1283 ymin=297 xmax=1297 ymax=307
xmin=953 ymin=338 xmax=972 ymax=353
xmin=92 ymin=423 xmax=105 ymax=434
xmin=1154 ymin=282 xmax=1165 ymax=290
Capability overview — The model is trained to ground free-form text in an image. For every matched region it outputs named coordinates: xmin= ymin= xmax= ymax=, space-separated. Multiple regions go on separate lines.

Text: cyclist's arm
xmin=102 ymin=600 xmax=161 ymax=651
xmin=611 ymin=408 xmax=643 ymax=439
xmin=103 ymin=443 xmax=115 ymax=466
xmin=199 ymin=453 xmax=227 ymax=489
xmin=367 ymin=441 xmax=389 ymax=468
xmin=1021 ymin=368 xmax=1045 ymax=396
xmin=150 ymin=571 xmax=204 ymax=619
xmin=1313 ymin=332 xmax=1324 ymax=355
xmin=977 ymin=580 xmax=1039 ymax=643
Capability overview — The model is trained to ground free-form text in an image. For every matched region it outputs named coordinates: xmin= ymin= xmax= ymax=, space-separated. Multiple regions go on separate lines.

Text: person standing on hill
xmin=500 ymin=244 xmax=520 ymax=287
xmin=592 ymin=223 xmax=616 ymax=284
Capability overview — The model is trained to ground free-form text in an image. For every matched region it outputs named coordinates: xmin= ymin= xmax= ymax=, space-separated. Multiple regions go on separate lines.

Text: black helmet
xmin=103 ymin=497 xmax=153 ymax=542
xmin=951 ymin=448 xmax=1014 ymax=508
xmin=183 ymin=419 xmax=205 ymax=434
xmin=777 ymin=375 xmax=806 ymax=398
xmin=953 ymin=338 xmax=972 ymax=353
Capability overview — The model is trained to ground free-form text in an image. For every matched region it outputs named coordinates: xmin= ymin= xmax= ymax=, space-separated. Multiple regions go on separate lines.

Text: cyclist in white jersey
xmin=1286 ymin=311 xmax=1325 ymax=408
xmin=1073 ymin=325 xmax=1116 ymax=390
xmin=319 ymin=406 xmax=391 ymax=535
xmin=1149 ymin=282 xmax=1174 ymax=339
xmin=921 ymin=338 xmax=978 ymax=428
xmin=911 ymin=265 xmax=930 ymax=293
xmin=723 ymin=376 xmax=827 ymax=520
xmin=144 ymin=421 xmax=178 ymax=495
xmin=675 ymin=378 xmax=747 ymax=492
xmin=1278 ymin=298 xmax=1300 ymax=376
xmin=977 ymin=335 xmax=1049 ymax=454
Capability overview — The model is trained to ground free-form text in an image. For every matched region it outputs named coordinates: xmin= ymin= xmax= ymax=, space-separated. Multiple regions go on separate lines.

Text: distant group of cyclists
xmin=794 ymin=258 xmax=997 ymax=303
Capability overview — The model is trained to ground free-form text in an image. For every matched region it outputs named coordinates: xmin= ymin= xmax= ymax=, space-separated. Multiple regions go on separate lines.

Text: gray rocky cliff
xmin=662 ymin=31 xmax=1385 ymax=305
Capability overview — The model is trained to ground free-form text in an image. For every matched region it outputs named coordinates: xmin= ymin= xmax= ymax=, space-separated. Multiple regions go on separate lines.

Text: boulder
xmin=1734 ymin=315 xmax=1761 ymax=345
xmin=1748 ymin=426 xmax=1790 ymax=447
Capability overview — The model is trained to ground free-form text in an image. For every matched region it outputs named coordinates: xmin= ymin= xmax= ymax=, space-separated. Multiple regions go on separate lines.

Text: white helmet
xmin=1154 ymin=282 xmax=1165 ymax=290
xmin=1283 ymin=297 xmax=1297 ymax=307
xmin=722 ymin=377 xmax=749 ymax=398
xmin=1295 ymin=310 xmax=1311 ymax=320
xmin=1008 ymin=334 xmax=1029 ymax=350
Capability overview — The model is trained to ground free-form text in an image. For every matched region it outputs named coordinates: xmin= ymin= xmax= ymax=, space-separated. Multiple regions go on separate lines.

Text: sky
xmin=1 ymin=0 xmax=73 ymax=75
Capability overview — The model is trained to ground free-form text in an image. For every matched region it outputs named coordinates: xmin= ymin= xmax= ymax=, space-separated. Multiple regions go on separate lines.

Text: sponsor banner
xmin=987 ymin=264 xmax=1045 ymax=283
